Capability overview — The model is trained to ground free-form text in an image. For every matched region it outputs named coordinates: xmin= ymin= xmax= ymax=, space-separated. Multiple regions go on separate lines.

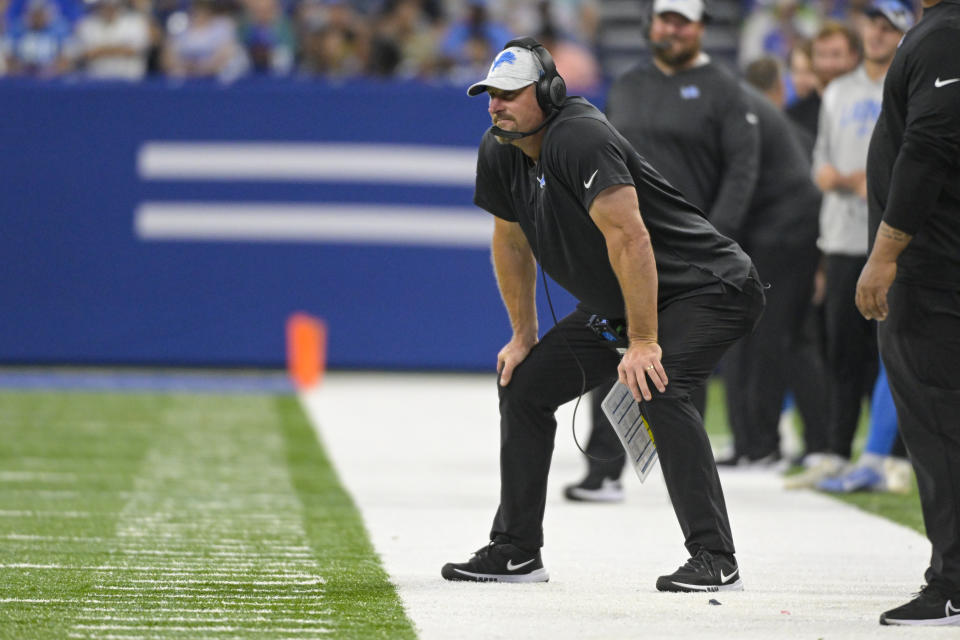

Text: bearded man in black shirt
xmin=857 ymin=0 xmax=960 ymax=626
xmin=566 ymin=0 xmax=762 ymax=501
xmin=440 ymin=38 xmax=764 ymax=593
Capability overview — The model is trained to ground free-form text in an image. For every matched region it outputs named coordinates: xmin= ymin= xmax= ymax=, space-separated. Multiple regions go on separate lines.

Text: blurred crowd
xmin=0 ymin=0 xmax=916 ymax=99
xmin=0 ymin=0 xmax=601 ymax=89
xmin=737 ymin=0 xmax=897 ymax=106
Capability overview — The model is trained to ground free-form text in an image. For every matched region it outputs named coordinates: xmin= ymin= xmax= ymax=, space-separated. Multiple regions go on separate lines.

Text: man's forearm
xmin=869 ymin=221 xmax=912 ymax=263
xmin=607 ymin=229 xmax=658 ymax=344
xmin=492 ymin=225 xmax=538 ymax=340
xmin=589 ymin=185 xmax=659 ymax=343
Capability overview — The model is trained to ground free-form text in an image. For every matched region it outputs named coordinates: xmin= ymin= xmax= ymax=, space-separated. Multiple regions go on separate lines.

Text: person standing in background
xmin=787 ymin=0 xmax=911 ymax=489
xmin=786 ymin=21 xmax=860 ymax=143
xmin=75 ymin=0 xmax=150 ymax=80
xmin=718 ymin=75 xmax=823 ymax=467
xmin=564 ymin=0 xmax=760 ymax=500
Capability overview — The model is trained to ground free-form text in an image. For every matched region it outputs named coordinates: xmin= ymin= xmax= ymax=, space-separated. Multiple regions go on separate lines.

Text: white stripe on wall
xmin=138 ymin=143 xmax=477 ymax=186
xmin=134 ymin=203 xmax=493 ymax=248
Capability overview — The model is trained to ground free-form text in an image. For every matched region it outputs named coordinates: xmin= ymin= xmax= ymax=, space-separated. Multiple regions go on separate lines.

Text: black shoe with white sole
xmin=441 ymin=542 xmax=548 ymax=583
xmin=880 ymin=585 xmax=960 ymax=626
xmin=656 ymin=549 xmax=743 ymax=592
xmin=563 ymin=474 xmax=625 ymax=503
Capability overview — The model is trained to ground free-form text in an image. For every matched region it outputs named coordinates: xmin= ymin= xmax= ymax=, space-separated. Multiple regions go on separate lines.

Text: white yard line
xmin=302 ymin=372 xmax=937 ymax=640
xmin=59 ymin=399 xmax=330 ymax=639
xmin=0 ymin=471 xmax=78 ymax=482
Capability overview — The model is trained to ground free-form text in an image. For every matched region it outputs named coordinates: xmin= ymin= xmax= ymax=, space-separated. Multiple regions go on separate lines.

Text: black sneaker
xmin=563 ymin=474 xmax=624 ymax=503
xmin=656 ymin=549 xmax=744 ymax=592
xmin=441 ymin=542 xmax=549 ymax=583
xmin=714 ymin=453 xmax=745 ymax=467
xmin=880 ymin=585 xmax=960 ymax=626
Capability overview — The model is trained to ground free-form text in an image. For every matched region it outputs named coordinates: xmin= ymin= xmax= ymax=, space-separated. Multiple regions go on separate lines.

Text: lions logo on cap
xmin=492 ymin=51 xmax=517 ymax=70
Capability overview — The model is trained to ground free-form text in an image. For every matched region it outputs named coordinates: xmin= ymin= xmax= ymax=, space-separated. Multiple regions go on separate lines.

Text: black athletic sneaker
xmin=656 ymin=549 xmax=744 ymax=592
xmin=880 ymin=585 xmax=960 ymax=626
xmin=441 ymin=542 xmax=549 ymax=583
xmin=563 ymin=474 xmax=624 ymax=503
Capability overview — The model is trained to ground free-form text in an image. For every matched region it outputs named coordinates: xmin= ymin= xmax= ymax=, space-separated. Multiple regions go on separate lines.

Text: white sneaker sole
xmin=450 ymin=567 xmax=549 ymax=583
xmin=564 ymin=487 xmax=625 ymax=502
xmin=660 ymin=578 xmax=744 ymax=593
xmin=881 ymin=615 xmax=960 ymax=626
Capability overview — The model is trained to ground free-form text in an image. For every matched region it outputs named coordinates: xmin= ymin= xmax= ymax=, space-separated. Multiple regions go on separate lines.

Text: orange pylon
xmin=286 ymin=313 xmax=327 ymax=390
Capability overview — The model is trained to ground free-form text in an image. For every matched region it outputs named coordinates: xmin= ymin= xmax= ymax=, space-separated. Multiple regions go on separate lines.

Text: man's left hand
xmin=619 ymin=341 xmax=668 ymax=402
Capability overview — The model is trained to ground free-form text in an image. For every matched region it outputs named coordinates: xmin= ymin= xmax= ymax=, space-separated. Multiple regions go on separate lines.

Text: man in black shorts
xmin=440 ymin=37 xmax=764 ymax=592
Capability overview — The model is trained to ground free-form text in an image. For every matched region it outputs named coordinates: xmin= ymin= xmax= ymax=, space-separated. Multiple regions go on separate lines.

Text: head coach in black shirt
xmin=857 ymin=0 xmax=960 ymax=626
xmin=439 ymin=37 xmax=764 ymax=592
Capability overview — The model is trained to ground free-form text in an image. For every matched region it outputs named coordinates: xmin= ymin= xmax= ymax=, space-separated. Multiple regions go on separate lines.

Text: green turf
xmin=704 ymin=379 xmax=924 ymax=536
xmin=0 ymin=377 xmax=929 ymax=639
xmin=0 ymin=390 xmax=415 ymax=640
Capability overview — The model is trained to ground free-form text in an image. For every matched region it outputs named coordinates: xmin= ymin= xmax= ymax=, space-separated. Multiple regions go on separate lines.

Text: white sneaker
xmin=883 ymin=457 xmax=914 ymax=494
xmin=784 ymin=454 xmax=846 ymax=490
xmin=778 ymin=410 xmax=803 ymax=461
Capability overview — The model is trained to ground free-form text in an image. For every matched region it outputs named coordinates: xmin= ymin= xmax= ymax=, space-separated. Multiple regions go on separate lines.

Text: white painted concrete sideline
xmin=302 ymin=372 xmax=939 ymax=639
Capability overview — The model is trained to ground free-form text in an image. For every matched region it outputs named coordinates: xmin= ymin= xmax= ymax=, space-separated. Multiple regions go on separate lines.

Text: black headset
xmin=503 ymin=36 xmax=567 ymax=114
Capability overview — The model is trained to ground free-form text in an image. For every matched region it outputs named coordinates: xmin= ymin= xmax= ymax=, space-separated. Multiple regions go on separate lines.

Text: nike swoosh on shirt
xmin=506 ymin=558 xmax=535 ymax=571
xmin=720 ymin=568 xmax=739 ymax=583
xmin=935 ymin=77 xmax=960 ymax=88
xmin=584 ymin=169 xmax=599 ymax=189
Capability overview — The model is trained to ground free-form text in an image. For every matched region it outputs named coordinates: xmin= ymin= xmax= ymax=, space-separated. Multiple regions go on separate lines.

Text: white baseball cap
xmin=467 ymin=46 xmax=541 ymax=97
xmin=653 ymin=0 xmax=705 ymax=21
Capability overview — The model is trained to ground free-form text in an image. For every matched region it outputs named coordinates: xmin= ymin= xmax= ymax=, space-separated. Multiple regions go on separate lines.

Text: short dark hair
xmin=789 ymin=38 xmax=813 ymax=67
xmin=745 ymin=57 xmax=782 ymax=93
xmin=814 ymin=20 xmax=862 ymax=57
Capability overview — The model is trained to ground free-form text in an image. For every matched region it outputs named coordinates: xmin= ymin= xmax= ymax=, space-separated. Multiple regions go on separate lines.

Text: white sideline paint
xmin=72 ymin=624 xmax=331 ymax=633
xmin=0 ymin=471 xmax=77 ymax=482
xmin=0 ymin=565 xmax=318 ymax=577
xmin=134 ymin=203 xmax=492 ymax=247
xmin=0 ymin=510 xmax=92 ymax=517
xmin=85 ymin=594 xmax=318 ymax=600
xmin=74 ymin=616 xmax=329 ymax=624
xmin=301 ymin=372 xmax=935 ymax=640
xmin=138 ymin=142 xmax=477 ymax=186
xmin=119 ymin=549 xmax=312 ymax=557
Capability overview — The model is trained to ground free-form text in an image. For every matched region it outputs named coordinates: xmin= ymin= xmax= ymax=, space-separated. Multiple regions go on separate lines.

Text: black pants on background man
xmin=493 ymin=282 xmax=764 ymax=554
xmin=584 ymin=243 xmax=825 ymax=469
xmin=880 ymin=282 xmax=960 ymax=594
xmin=725 ymin=242 xmax=826 ymax=461
xmin=824 ymin=255 xmax=878 ymax=458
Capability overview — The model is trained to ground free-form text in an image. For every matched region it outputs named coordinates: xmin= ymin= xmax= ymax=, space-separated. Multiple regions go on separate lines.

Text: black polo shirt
xmin=474 ymin=97 xmax=755 ymax=318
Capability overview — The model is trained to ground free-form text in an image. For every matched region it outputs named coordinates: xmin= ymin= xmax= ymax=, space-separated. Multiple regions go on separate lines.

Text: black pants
xmin=490 ymin=279 xmax=764 ymax=555
xmin=794 ymin=303 xmax=831 ymax=455
xmin=880 ymin=281 xmax=960 ymax=593
xmin=824 ymin=254 xmax=878 ymax=458
xmin=725 ymin=242 xmax=825 ymax=460
xmin=582 ymin=377 xmax=706 ymax=481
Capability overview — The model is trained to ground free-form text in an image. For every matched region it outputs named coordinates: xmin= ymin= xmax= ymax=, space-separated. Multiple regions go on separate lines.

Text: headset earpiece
xmin=503 ymin=36 xmax=567 ymax=113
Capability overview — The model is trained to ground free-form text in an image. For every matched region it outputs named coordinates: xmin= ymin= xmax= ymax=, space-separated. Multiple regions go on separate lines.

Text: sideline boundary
xmin=303 ymin=372 xmax=938 ymax=639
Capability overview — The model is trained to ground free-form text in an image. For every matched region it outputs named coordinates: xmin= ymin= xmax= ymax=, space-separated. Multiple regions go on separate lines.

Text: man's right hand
xmin=497 ymin=335 xmax=538 ymax=386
